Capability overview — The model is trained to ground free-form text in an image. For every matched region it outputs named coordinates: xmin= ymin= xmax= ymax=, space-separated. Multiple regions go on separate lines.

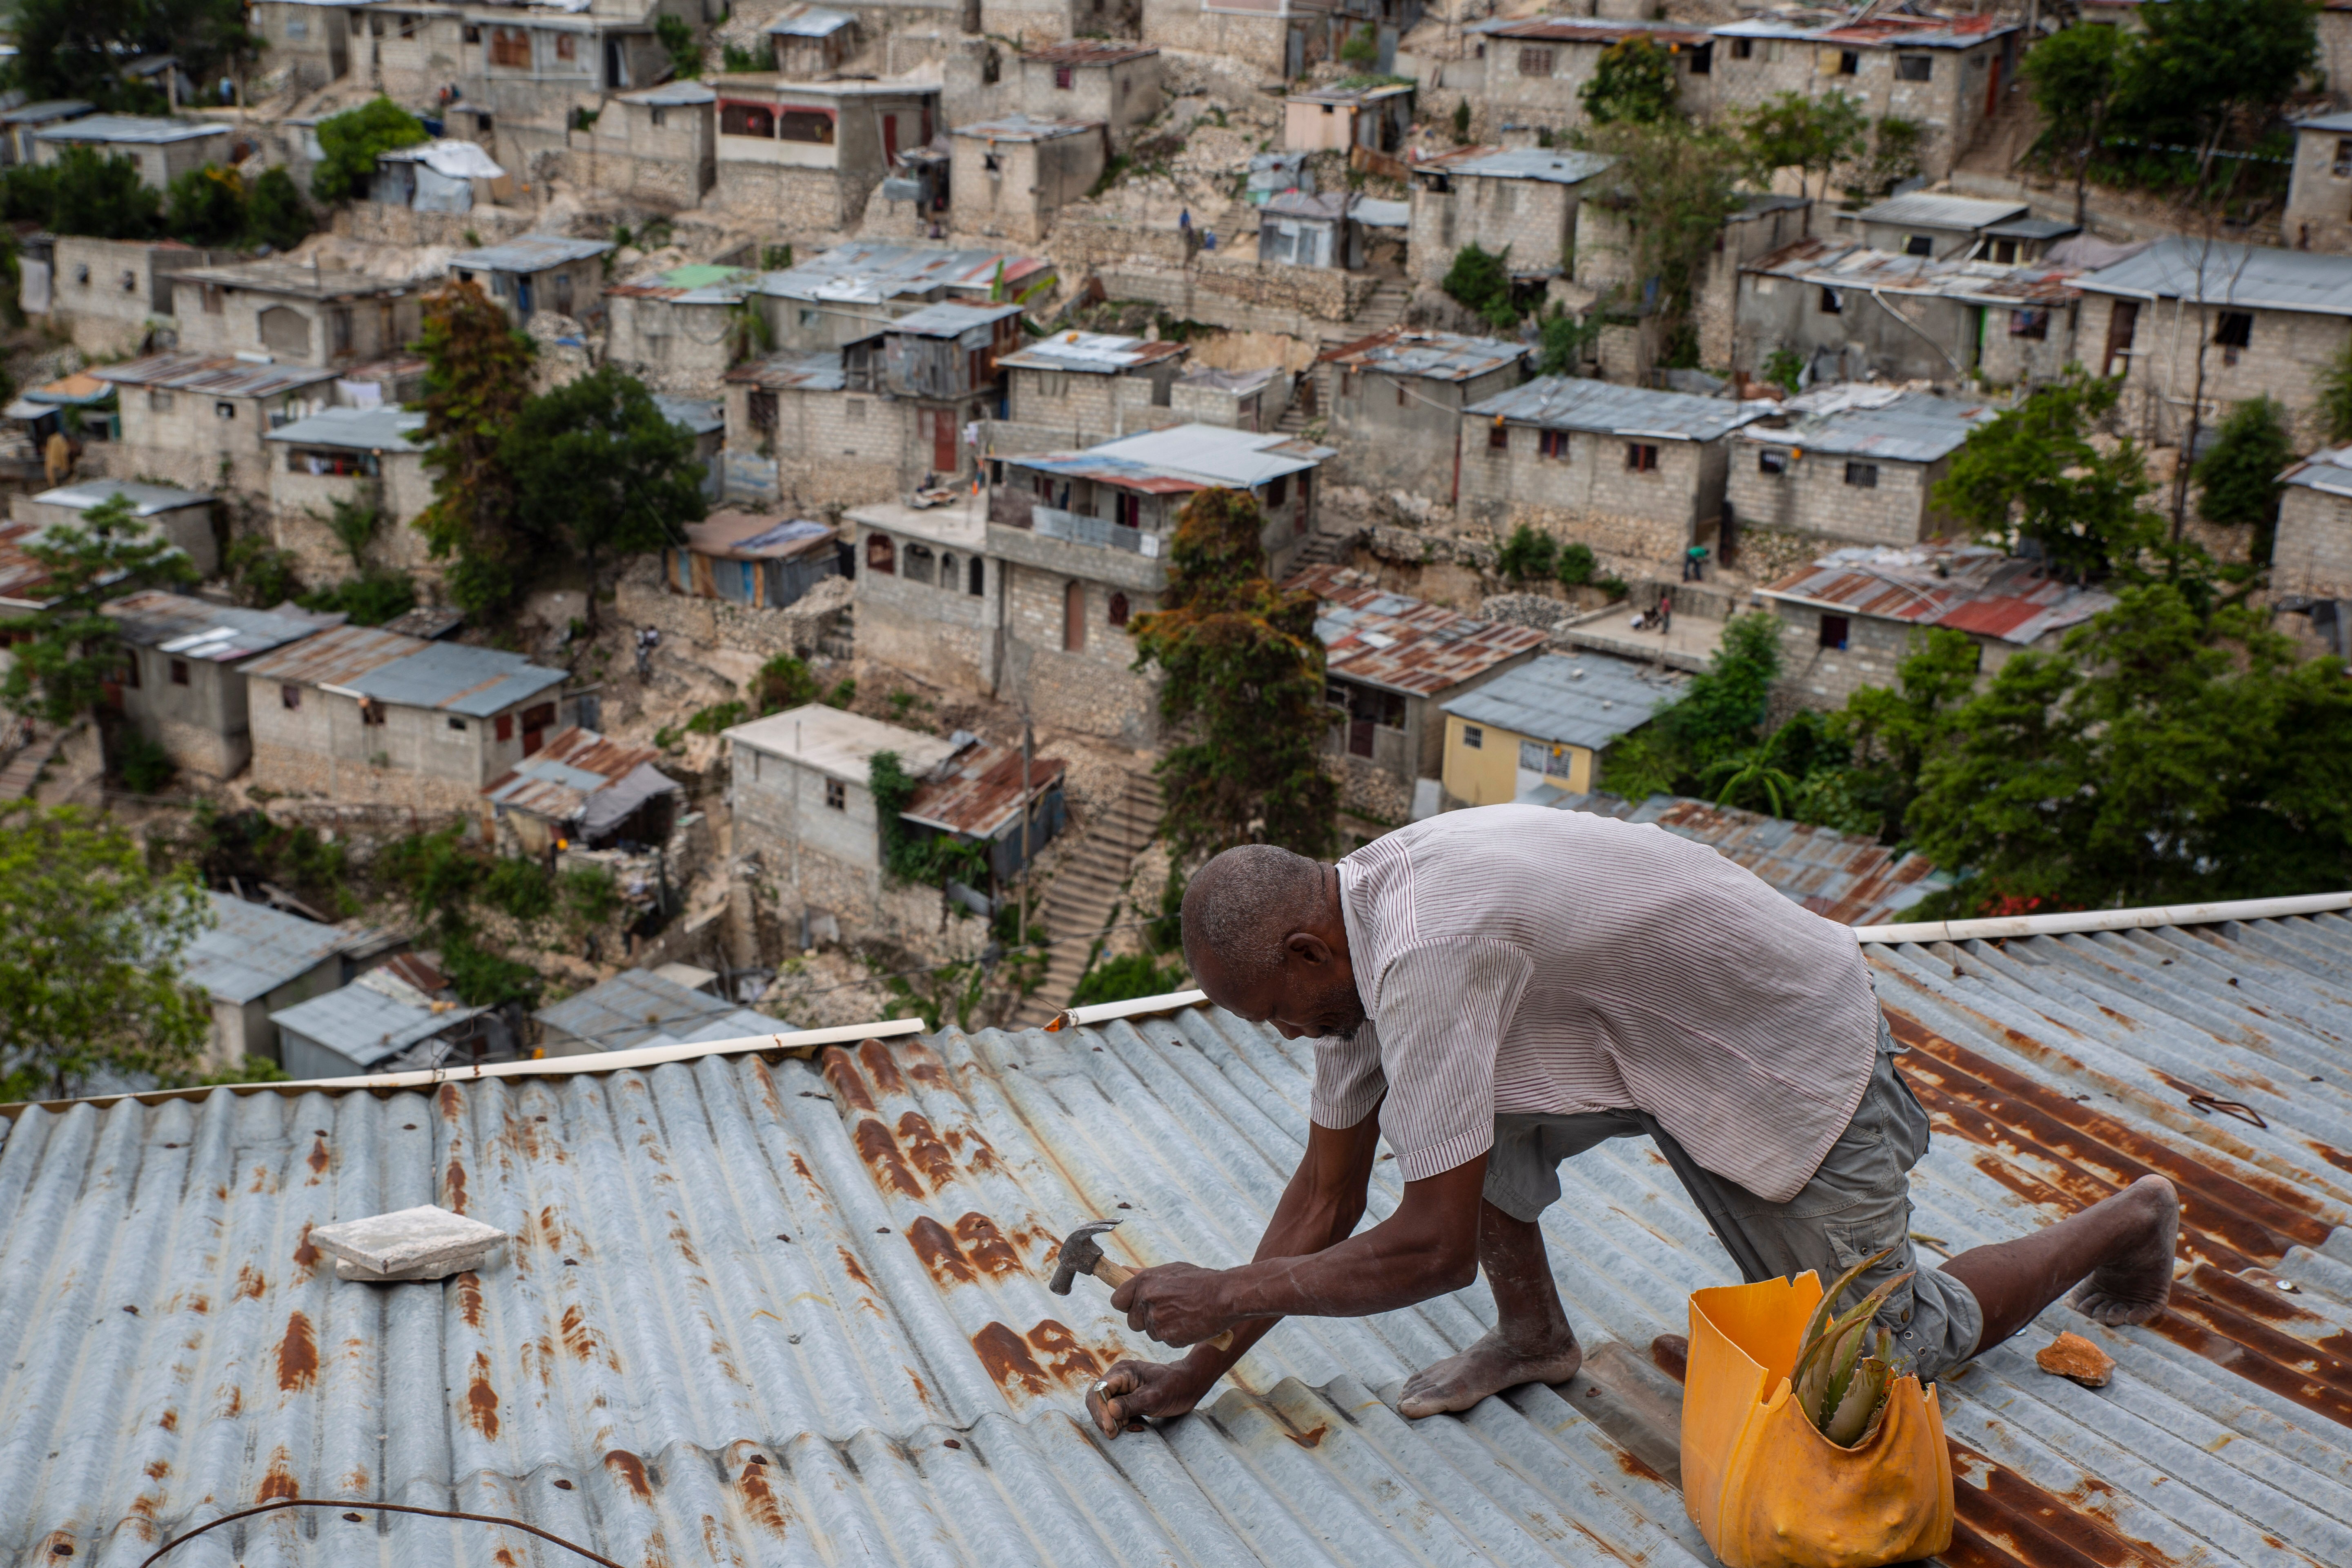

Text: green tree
xmin=1739 ymin=90 xmax=1866 ymax=209
xmin=1442 ymin=242 xmax=1517 ymax=330
xmin=2194 ymin=396 xmax=2294 ymax=565
xmin=1580 ymin=37 xmax=1679 ymax=126
xmin=0 ymin=802 xmax=213 ymax=1101
xmin=246 ymin=167 xmax=315 ymax=251
xmin=1340 ymin=23 xmax=1379 ymax=68
xmin=1 ymin=494 xmax=196 ymax=726
xmin=1834 ymin=626 xmax=1984 ymax=844
xmin=1844 ymin=116 xmax=1924 ymax=203
xmin=1933 ymin=368 xmax=2161 ymax=582
xmin=1130 ymin=489 xmax=1338 ymax=864
xmin=1582 ymin=119 xmax=1745 ymax=359
xmin=47 ymin=147 xmax=161 ymax=239
xmin=3 ymin=0 xmax=258 ymax=110
xmin=1907 ymin=585 xmax=2352 ymax=911
xmin=1498 ymin=523 xmax=1558 ymax=582
xmin=2025 ymin=22 xmax=2130 ymax=225
xmin=504 ymin=365 xmax=706 ymax=630
xmin=1536 ymin=305 xmax=1599 ymax=376
xmin=1555 ymin=540 xmax=1597 ymax=587
xmin=1600 ymin=611 xmax=1783 ymax=799
xmin=2321 ymin=340 xmax=2352 ymax=445
xmin=164 ymin=163 xmax=245 ymax=247
xmin=656 ymin=14 xmax=704 ymax=79
xmin=311 ymin=96 xmax=428 ymax=205
xmin=414 ymin=280 xmax=537 ymax=617
xmin=2121 ymin=0 xmax=2317 ymax=190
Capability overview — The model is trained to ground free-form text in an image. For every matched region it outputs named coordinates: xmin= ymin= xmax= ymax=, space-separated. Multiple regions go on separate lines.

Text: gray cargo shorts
xmin=1483 ymin=1012 xmax=1983 ymax=1383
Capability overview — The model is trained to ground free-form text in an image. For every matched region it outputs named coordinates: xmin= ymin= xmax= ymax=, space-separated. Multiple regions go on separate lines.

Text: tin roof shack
xmin=2074 ymin=237 xmax=2352 ymax=449
xmin=101 ymin=591 xmax=329 ymax=782
xmin=656 ymin=393 xmax=727 ymax=500
xmin=534 ymin=967 xmax=788 ymax=1054
xmin=766 ymin=3 xmax=860 ymax=75
xmin=241 ymin=623 xmax=576 ymax=810
xmin=41 ymin=235 xmax=229 ymax=358
xmin=1319 ymin=327 xmax=1526 ymax=492
xmin=1406 ymin=145 xmax=1614 ymax=288
xmin=754 ymin=241 xmax=1056 ymax=352
xmin=722 ymin=704 xmax=968 ymax=934
xmin=29 ymin=113 xmax=228 ymax=188
xmin=711 ymin=74 xmax=943 ymax=231
xmin=882 ymin=300 xmax=1025 ymax=484
xmin=1283 ymin=82 xmax=1412 ymax=154
xmin=1168 ymin=363 xmax=1292 ymax=431
xmin=370 ymin=137 xmax=508 ymax=214
xmin=603 ymin=265 xmax=760 ymax=398
xmin=448 ymin=233 xmax=614 ymax=326
xmin=0 ymin=99 xmax=94 ymax=165
xmin=847 ymin=494 xmax=1000 ymax=697
xmin=0 ymin=372 xmax=118 ymax=483
xmin=1726 ymin=384 xmax=1989 ymax=558
xmin=167 ymin=259 xmax=425 ymax=368
xmin=2274 ymin=448 xmax=2352 ymax=655
xmin=903 ymin=736 xmax=1067 ymax=887
xmin=262 ymin=406 xmax=438 ymax=585
xmin=483 ymin=725 xmax=679 ymax=856
xmin=1735 ymin=237 xmax=2084 ymax=391
xmin=1020 ymin=42 xmax=1162 ymax=143
xmin=997 ymin=329 xmax=1189 ymax=451
xmin=1256 ymin=189 xmax=1373 ymax=271
xmin=270 ymin=957 xmax=498 ymax=1079
xmin=1843 ymin=192 xmax=2031 ymax=259
xmin=1463 ymin=17 xmax=1714 ymax=143
xmin=1461 ymin=376 xmax=1768 ymax=570
xmin=1758 ymin=542 xmax=2116 ymax=710
xmin=178 ymin=890 xmax=365 ymax=1067
xmin=1707 ymin=9 xmax=2020 ymax=184
xmin=11 ymin=479 xmax=219 ymax=577
xmin=588 ymin=80 xmax=717 ymax=208
xmin=1288 ymin=563 xmax=1544 ymax=821
xmin=91 ymin=351 xmax=340 ymax=493
xmin=668 ymin=511 xmax=841 ymax=607
xmin=951 ymin=114 xmax=1106 ymax=245
xmin=1439 ymin=649 xmax=1686 ymax=805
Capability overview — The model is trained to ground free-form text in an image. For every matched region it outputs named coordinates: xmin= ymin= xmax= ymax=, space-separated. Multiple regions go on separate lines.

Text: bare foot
xmin=2068 ymin=1175 xmax=2180 ymax=1326
xmin=1398 ymin=1326 xmax=1584 ymax=1419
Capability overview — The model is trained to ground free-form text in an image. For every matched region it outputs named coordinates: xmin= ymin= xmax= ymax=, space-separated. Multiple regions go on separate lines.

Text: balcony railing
xmin=1032 ymin=505 xmax=1163 ymax=558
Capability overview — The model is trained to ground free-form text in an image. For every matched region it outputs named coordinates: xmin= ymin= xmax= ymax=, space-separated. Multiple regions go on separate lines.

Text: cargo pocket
xmin=1824 ymin=1185 xmax=1924 ymax=1357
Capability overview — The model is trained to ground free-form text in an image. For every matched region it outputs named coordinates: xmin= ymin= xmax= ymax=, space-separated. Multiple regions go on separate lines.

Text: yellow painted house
xmin=1440 ymin=650 xmax=1686 ymax=806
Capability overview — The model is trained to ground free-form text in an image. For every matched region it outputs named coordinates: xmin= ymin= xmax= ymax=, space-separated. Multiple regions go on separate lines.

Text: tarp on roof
xmin=682 ymin=514 xmax=834 ymax=559
xmin=379 ymin=138 xmax=505 ymax=180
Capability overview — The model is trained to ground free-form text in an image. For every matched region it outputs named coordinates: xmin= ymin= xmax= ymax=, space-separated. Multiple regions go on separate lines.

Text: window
xmin=1990 ymin=238 xmax=2018 ymax=264
xmin=2009 ymin=307 xmax=2049 ymax=340
xmin=149 ymin=390 xmax=174 ymax=412
xmin=1820 ymin=287 xmax=1843 ymax=314
xmin=490 ymin=25 xmax=530 ymax=66
xmin=287 ymin=17 xmax=307 ymax=39
xmin=968 ymin=556 xmax=984 ymax=596
xmin=1626 ymin=443 xmax=1659 ymax=472
xmin=200 ymin=284 xmax=223 ymax=315
xmin=1329 ymin=679 xmax=1407 ymax=758
xmin=722 ymin=102 xmax=777 ymax=138
xmin=448 ymin=717 xmax=468 ymax=731
xmin=748 ymin=389 xmax=777 ymax=431
xmin=2214 ymin=310 xmax=2253 ymax=348
xmin=463 ymin=23 xmax=481 ymax=42
xmin=1108 ymin=591 xmax=1129 ymax=628
xmin=361 ymin=697 xmax=385 ymax=726
xmin=496 ymin=715 xmax=513 ymax=742
xmin=1896 ymin=53 xmax=1931 ymax=81
xmin=2337 ymin=138 xmax=2352 ymax=177
xmin=940 ymin=551 xmax=957 ymax=589
xmin=1759 ymin=449 xmax=1787 ymax=474
xmin=281 ymin=684 xmax=300 ymax=709
xmin=1732 ymin=36 xmax=1752 ymax=58
xmin=329 ymin=307 xmax=353 ymax=357
xmin=1903 ymin=234 xmax=1933 ymax=257
xmin=1539 ymin=429 xmax=1570 ymax=459
xmin=1519 ymin=47 xmax=1555 ymax=76
xmin=210 ymin=401 xmax=236 ymax=422
xmin=1845 ymin=461 xmax=1878 ymax=488
xmin=555 ymin=32 xmax=576 ymax=60
xmin=904 ymin=542 xmax=935 ymax=584
xmin=1489 ymin=423 xmax=1509 ymax=450
xmin=1396 ymin=382 xmax=1408 ymax=408
xmin=122 ymin=654 xmax=140 ymax=688
xmin=865 ymin=532 xmax=895 ymax=573
xmin=399 ymin=12 xmax=419 ymax=38
xmin=1689 ymin=42 xmax=1711 ymax=75
xmin=1267 ymin=474 xmax=1289 ymax=508
xmin=1819 ymin=614 xmax=1850 ymax=651
xmin=168 ymin=659 xmax=189 ymax=686
xmin=650 ymin=107 xmax=667 ymax=128
xmin=825 ymin=778 xmax=846 ymax=810
xmin=777 ymin=109 xmax=836 ymax=145
xmin=1462 ymin=724 xmax=1482 ymax=749
xmin=1054 ymin=64 xmax=1073 ymax=89
xmin=1838 ymin=49 xmax=1860 ymax=74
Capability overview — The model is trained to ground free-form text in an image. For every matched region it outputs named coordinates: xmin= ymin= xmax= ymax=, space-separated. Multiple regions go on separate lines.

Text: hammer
xmin=1049 ymin=1218 xmax=1232 ymax=1350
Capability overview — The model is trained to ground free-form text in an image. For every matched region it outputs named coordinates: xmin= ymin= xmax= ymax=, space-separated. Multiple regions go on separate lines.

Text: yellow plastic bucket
xmin=1682 ymin=1274 xmax=1956 ymax=1568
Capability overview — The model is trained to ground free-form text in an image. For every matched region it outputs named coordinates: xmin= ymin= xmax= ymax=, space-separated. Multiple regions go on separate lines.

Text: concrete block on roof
xmin=311 ymin=1204 xmax=506 ymax=1282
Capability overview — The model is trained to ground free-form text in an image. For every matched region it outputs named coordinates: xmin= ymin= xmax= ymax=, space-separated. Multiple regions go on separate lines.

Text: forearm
xmin=1222 ymin=1212 xmax=1474 ymax=1320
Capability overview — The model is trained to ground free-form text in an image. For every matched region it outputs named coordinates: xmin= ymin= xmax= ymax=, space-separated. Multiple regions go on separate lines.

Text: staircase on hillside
xmin=1014 ymin=772 xmax=1162 ymax=1027
xmin=0 ymin=724 xmax=59 ymax=802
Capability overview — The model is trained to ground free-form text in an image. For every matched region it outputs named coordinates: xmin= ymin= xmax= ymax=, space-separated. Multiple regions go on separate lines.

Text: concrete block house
xmin=951 ymin=115 xmax=1106 ymax=245
xmin=847 ymin=495 xmax=997 ymax=699
xmin=1460 ymin=376 xmax=1767 ymax=572
xmin=1461 ymin=17 xmax=1715 ymax=143
xmin=448 ymin=234 xmax=615 ymax=325
xmin=91 ymin=352 xmax=340 ymax=494
xmin=1407 ymin=146 xmax=1614 ymax=288
xmin=261 ymin=406 xmax=438 ymax=587
xmin=178 ymin=891 xmax=367 ymax=1068
xmin=1316 ymin=327 xmax=1525 ymax=494
xmin=1439 ymin=650 xmax=1685 ymax=806
xmin=996 ymin=330 xmax=1189 ymax=452
xmin=2276 ymin=447 xmax=2352 ymax=656
xmin=1020 ymin=43 xmax=1163 ymax=143
xmin=753 ymin=243 xmax=1056 ymax=353
xmin=102 ymin=592 xmax=332 ymax=782
xmin=604 ymin=264 xmax=760 ymax=398
xmin=713 ymin=75 xmax=942 ymax=231
xmin=242 ymin=624 xmax=576 ymax=811
xmin=42 ymin=235 xmax=230 ymax=358
xmin=587 ymin=81 xmax=718 ymax=209
xmin=29 ymin=115 xmax=228 ymax=189
xmin=2287 ymin=109 xmax=2352 ymax=255
xmin=13 ymin=480 xmax=218 ymax=578
xmin=167 ymin=260 xmax=427 ymax=369
xmin=1726 ymin=385 xmax=1989 ymax=562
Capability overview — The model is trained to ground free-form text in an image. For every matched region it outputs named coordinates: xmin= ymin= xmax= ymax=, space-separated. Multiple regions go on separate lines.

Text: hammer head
xmin=1047 ymin=1218 xmax=1121 ymax=1295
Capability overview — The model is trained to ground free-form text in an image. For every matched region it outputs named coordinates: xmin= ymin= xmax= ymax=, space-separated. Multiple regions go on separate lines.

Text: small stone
xmin=2035 ymin=1331 xmax=2116 ymax=1388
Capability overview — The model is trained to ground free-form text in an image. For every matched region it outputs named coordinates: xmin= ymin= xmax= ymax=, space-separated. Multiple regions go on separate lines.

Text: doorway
xmin=1063 ymin=581 xmax=1085 ymax=653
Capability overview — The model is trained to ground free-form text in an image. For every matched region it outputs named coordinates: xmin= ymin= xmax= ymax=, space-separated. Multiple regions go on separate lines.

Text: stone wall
xmin=331 ymin=202 xmax=538 ymax=250
xmin=1140 ymin=0 xmax=1291 ymax=74
xmin=2277 ymin=486 xmax=2352 ymax=601
xmin=1724 ymin=445 xmax=1950 ymax=551
xmin=2082 ymin=290 xmax=2352 ymax=450
xmin=1326 ymin=749 xmax=1411 ymax=824
xmin=715 ymin=163 xmax=875 ymax=236
xmin=265 ymin=456 xmax=443 ymax=588
xmin=1410 ymin=175 xmax=1579 ymax=286
xmin=1091 ymin=256 xmax=1381 ymax=335
xmin=617 ymin=557 xmax=852 ymax=657
xmin=606 ymin=295 xmax=740 ymax=399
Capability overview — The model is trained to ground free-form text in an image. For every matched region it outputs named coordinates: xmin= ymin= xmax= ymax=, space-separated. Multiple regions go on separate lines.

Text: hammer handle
xmin=1094 ymin=1259 xmax=1234 ymax=1351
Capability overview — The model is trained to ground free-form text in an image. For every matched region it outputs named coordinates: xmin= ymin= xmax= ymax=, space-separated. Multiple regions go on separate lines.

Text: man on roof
xmin=1088 ymin=805 xmax=2178 ymax=1436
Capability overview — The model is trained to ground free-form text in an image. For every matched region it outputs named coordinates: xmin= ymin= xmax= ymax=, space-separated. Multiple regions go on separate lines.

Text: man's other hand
xmin=1110 ymin=1261 xmax=1237 ymax=1347
xmin=1088 ymin=1357 xmax=1214 ymax=1439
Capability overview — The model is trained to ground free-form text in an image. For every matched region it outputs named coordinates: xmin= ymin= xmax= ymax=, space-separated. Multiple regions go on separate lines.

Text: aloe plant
xmin=1790 ymin=1246 xmax=1913 ymax=1448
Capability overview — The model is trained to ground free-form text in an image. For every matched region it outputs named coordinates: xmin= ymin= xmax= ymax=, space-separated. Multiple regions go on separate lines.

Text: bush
xmin=1070 ymin=950 xmax=1190 ymax=1008
xmin=1764 ymin=347 xmax=1804 ymax=396
xmin=440 ymin=931 xmax=543 ymax=1008
xmin=246 ymin=167 xmax=314 ymax=251
xmin=165 ymin=164 xmax=245 ymax=247
xmin=1452 ymin=98 xmax=1472 ymax=143
xmin=750 ymin=653 xmax=818 ymax=714
xmin=562 ymin=864 xmax=621 ymax=927
xmin=685 ymin=699 xmax=746 ymax=735
xmin=116 ymin=728 xmax=175 ymax=794
xmin=1339 ymin=23 xmax=1378 ymax=67
xmin=298 ymin=572 xmax=415 ymax=626
xmin=2194 ymin=396 xmax=2294 ymax=565
xmin=380 ymin=826 xmax=482 ymax=924
xmin=0 ymin=164 xmax=57 ymax=224
xmin=225 ymin=535 xmax=303 ymax=607
xmin=49 ymin=147 xmax=160 ymax=239
xmin=722 ymin=42 xmax=768 ymax=73
xmin=1442 ymin=243 xmax=1519 ymax=331
xmin=1498 ymin=523 xmax=1558 ymax=583
xmin=483 ymin=855 xmax=556 ymax=922
xmin=657 ymin=15 xmax=703 ymax=78
xmin=312 ymin=97 xmax=427 ymax=204
xmin=1556 ymin=541 xmax=1597 ymax=587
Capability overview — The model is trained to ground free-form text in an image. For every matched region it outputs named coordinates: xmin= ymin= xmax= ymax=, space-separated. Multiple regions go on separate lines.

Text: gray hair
xmin=1181 ymin=844 xmax=1325 ymax=989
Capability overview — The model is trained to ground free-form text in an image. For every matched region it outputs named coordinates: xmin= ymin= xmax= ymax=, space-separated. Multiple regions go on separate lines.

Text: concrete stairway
xmin=1014 ymin=771 xmax=1163 ymax=1027
xmin=0 ymin=724 xmax=58 ymax=802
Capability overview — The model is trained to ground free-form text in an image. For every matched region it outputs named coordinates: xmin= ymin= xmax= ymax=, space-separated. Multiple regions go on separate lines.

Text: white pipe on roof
xmin=1853 ymin=890 xmax=2352 ymax=945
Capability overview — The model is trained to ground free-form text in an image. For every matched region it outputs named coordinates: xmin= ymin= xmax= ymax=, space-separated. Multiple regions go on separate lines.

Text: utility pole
xmin=1017 ymin=711 xmax=1034 ymax=951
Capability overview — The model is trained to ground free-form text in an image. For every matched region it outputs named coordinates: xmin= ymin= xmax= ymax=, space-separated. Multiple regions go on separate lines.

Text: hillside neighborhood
xmin=2 ymin=1 xmax=2352 ymax=1558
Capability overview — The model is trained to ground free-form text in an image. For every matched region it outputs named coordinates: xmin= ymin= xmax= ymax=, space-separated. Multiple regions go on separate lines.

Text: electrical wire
xmin=138 ymin=1497 xmax=623 ymax=1568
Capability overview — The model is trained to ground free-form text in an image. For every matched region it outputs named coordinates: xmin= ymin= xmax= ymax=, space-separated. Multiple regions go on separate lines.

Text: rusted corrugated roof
xmin=0 ymin=521 xmax=56 ymax=607
xmin=1318 ymin=326 xmax=1526 ymax=382
xmin=237 ymin=621 xmax=427 ymax=687
xmin=1289 ymin=563 xmax=1546 ymax=696
xmin=902 ymin=743 xmax=1065 ymax=839
xmin=5 ymin=904 xmax=2352 ymax=1565
xmin=481 ymin=727 xmax=668 ymax=822
xmin=89 ymin=351 xmax=339 ymax=399
xmin=1023 ymin=40 xmax=1158 ymax=64
xmin=1761 ymin=544 xmax=2117 ymax=646
xmin=1471 ymin=16 xmax=1712 ymax=46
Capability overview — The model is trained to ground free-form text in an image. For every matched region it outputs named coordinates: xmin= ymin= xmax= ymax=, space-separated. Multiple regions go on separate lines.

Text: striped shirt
xmin=1314 ymin=804 xmax=1882 ymax=1203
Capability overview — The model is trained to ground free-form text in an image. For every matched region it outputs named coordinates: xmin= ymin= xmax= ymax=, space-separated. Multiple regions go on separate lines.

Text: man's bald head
xmin=1182 ymin=845 xmax=1365 ymax=1040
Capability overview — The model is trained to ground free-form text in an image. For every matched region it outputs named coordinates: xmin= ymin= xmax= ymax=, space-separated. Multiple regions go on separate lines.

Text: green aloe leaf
xmin=1824 ymin=1357 xmax=1892 ymax=1447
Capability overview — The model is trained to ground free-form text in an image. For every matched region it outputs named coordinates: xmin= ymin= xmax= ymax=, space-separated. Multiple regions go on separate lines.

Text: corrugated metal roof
xmin=1023 ymin=40 xmax=1158 ymax=63
xmin=1748 ymin=238 xmax=2086 ymax=307
xmin=178 ymin=891 xmax=358 ymax=1004
xmin=2282 ymin=445 xmax=2352 ymax=494
xmin=1471 ymin=15 xmax=1711 ymax=44
xmin=1080 ymin=424 xmax=1332 ymax=488
xmin=1761 ymin=543 xmax=2119 ymax=646
xmin=1467 ymin=375 xmax=1769 ymax=443
xmin=268 ymin=984 xmax=485 ymax=1070
xmin=1545 ymin=790 xmax=1954 ymax=924
xmin=1319 ymin=326 xmax=1525 ymax=383
xmin=89 ymin=352 xmax=339 ymax=399
xmin=0 ymin=99 xmax=93 ymax=126
xmin=1852 ymin=193 xmax=2029 ymax=231
xmin=31 ymin=112 xmax=223 ymax=144
xmin=482 ymin=728 xmax=672 ymax=823
xmin=1739 ymin=387 xmax=1990 ymax=463
xmin=607 ymin=264 xmax=756 ymax=302
xmin=1290 ymin=564 xmax=1546 ymax=696
xmin=9 ymin=905 xmax=2352 ymax=1566
xmin=1261 ymin=189 xmax=1347 ymax=222
xmin=449 ymin=234 xmax=615 ymax=272
xmin=238 ymin=623 xmax=431 ymax=690
xmin=1427 ymin=147 xmax=1614 ymax=185
xmin=103 ymin=591 xmax=328 ymax=661
xmin=533 ymin=967 xmax=788 ymax=1052
xmin=723 ymin=348 xmax=847 ymax=392
xmin=2075 ymin=236 xmax=2352 ymax=316
xmin=653 ymin=394 xmax=725 ymax=436
xmin=764 ymin=2 xmax=854 ymax=35
xmin=29 ymin=479 xmax=212 ymax=514
xmin=1440 ymin=651 xmax=1687 ymax=751
xmin=0 ymin=522 xmax=55 ymax=608
xmin=888 ymin=301 xmax=1023 ymax=338
xmin=346 ymin=640 xmax=566 ymax=719
xmin=999 ymin=331 xmax=1188 ymax=374
xmin=902 ymin=743 xmax=1065 ymax=839
xmin=682 ymin=512 xmax=833 ymax=560
xmin=1712 ymin=10 xmax=2018 ymax=48
xmin=263 ymin=406 xmax=426 ymax=453
xmin=1983 ymin=216 xmax=2080 ymax=242
xmin=172 ymin=261 xmax=419 ymax=301
xmin=758 ymin=243 xmax=1054 ymax=306
xmin=952 ymin=114 xmax=1100 ymax=142
xmin=618 ymin=79 xmax=716 ymax=105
